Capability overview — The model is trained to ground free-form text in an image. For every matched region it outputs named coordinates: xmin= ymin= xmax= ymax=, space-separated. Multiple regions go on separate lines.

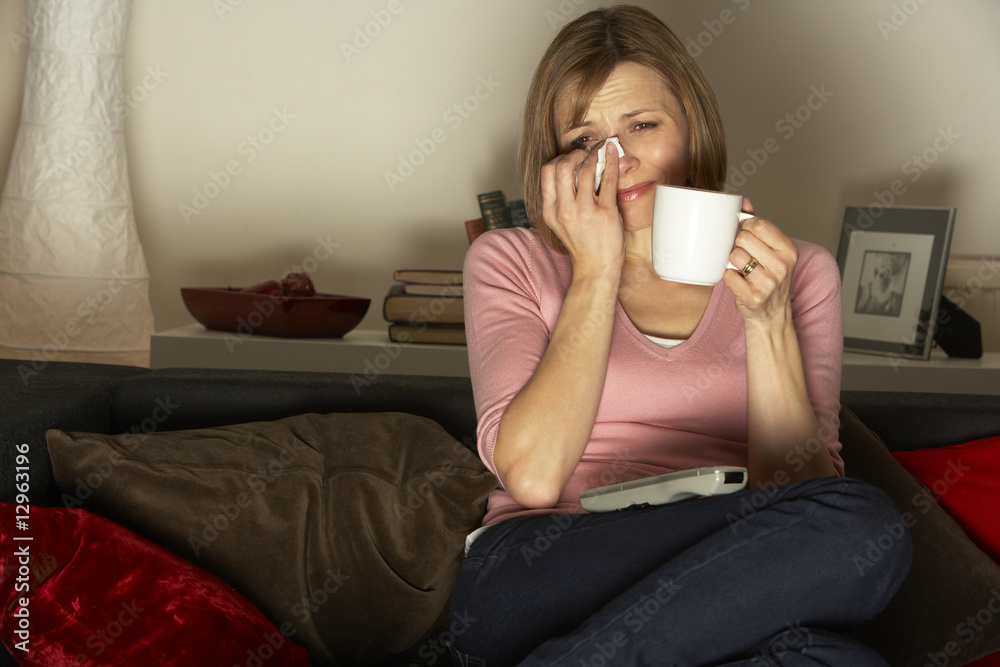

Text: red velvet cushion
xmin=0 ymin=503 xmax=311 ymax=666
xmin=891 ymin=435 xmax=1000 ymax=564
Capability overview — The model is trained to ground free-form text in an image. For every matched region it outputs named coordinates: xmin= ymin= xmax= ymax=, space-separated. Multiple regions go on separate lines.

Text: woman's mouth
xmin=616 ymin=181 xmax=655 ymax=203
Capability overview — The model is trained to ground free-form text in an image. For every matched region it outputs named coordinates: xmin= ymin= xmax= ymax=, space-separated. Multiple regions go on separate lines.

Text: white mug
xmin=651 ymin=185 xmax=753 ymax=285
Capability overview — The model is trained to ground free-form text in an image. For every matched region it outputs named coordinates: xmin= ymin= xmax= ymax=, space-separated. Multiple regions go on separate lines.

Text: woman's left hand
xmin=722 ymin=198 xmax=799 ymax=329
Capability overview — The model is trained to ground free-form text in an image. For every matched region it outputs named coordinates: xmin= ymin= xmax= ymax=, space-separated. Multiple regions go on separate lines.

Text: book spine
xmin=389 ymin=323 xmax=467 ymax=345
xmin=383 ymin=284 xmax=464 ymax=324
xmin=382 ymin=283 xmax=405 ymax=322
xmin=465 ymin=218 xmax=485 ymax=244
xmin=478 ymin=190 xmax=511 ymax=231
xmin=402 ymin=284 xmax=465 ymax=297
xmin=507 ymin=199 xmax=531 ymax=229
xmin=392 ymin=270 xmax=463 ymax=285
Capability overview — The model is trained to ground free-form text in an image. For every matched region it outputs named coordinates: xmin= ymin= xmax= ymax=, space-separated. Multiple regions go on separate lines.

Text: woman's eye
xmin=634 ymin=121 xmax=657 ymax=132
xmin=570 ymin=136 xmax=597 ymax=150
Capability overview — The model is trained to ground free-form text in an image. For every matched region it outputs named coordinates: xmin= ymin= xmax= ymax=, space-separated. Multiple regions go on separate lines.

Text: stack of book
xmin=464 ymin=190 xmax=531 ymax=244
xmin=382 ymin=269 xmax=466 ymax=345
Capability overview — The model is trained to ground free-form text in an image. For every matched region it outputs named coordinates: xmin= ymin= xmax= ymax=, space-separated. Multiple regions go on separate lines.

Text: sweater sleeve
xmin=463 ymin=229 xmax=559 ymax=481
xmin=790 ymin=241 xmax=845 ymax=476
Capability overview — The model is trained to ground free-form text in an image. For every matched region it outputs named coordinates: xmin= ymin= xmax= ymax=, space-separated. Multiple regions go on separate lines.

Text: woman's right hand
xmin=540 ymin=143 xmax=625 ymax=279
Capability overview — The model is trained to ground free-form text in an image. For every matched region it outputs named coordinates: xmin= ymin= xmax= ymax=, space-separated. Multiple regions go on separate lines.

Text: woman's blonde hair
xmin=518 ymin=5 xmax=728 ymax=252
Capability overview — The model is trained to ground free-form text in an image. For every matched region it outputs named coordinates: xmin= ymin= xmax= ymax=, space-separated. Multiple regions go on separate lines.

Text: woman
xmin=450 ymin=6 xmax=911 ymax=666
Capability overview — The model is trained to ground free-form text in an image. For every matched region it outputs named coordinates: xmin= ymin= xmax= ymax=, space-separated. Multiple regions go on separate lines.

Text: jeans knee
xmin=820 ymin=479 xmax=913 ymax=614
xmin=796 ymin=478 xmax=908 ymax=544
xmin=841 ymin=480 xmax=912 ymax=561
xmin=780 ymin=478 xmax=912 ymax=603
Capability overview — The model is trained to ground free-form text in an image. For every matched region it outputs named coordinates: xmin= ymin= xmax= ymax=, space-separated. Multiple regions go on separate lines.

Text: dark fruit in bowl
xmin=237 ymin=273 xmax=316 ymax=297
xmin=240 ymin=280 xmax=282 ymax=296
xmin=280 ymin=272 xmax=316 ymax=297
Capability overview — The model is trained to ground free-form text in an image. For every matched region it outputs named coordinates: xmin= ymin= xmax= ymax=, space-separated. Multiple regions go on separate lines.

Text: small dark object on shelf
xmin=933 ymin=293 xmax=983 ymax=359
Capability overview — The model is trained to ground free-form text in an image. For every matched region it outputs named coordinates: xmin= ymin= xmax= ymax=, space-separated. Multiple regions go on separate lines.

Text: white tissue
xmin=574 ymin=137 xmax=625 ymax=193
xmin=594 ymin=137 xmax=624 ymax=193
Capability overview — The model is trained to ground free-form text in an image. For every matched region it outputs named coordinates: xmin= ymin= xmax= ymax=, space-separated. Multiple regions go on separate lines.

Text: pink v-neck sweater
xmin=464 ymin=227 xmax=845 ymax=527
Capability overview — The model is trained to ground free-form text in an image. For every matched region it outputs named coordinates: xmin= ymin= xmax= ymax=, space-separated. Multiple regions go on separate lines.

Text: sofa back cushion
xmin=107 ymin=369 xmax=480 ymax=449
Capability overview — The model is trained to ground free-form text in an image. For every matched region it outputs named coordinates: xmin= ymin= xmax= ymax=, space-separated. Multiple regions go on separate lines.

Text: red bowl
xmin=181 ymin=287 xmax=370 ymax=338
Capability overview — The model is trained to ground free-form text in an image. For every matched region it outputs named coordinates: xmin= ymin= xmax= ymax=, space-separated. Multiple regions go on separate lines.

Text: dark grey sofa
xmin=2 ymin=359 xmax=1000 ymax=666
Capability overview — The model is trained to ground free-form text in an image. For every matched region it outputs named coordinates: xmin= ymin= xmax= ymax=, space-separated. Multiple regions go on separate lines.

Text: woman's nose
xmin=612 ymin=138 xmax=637 ymax=170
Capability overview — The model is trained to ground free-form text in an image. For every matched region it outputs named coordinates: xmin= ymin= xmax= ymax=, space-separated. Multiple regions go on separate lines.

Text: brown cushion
xmin=840 ymin=406 xmax=1000 ymax=666
xmin=46 ymin=412 xmax=497 ymax=666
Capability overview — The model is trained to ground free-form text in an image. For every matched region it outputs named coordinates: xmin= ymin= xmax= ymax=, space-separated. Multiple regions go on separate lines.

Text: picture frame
xmin=835 ymin=206 xmax=956 ymax=360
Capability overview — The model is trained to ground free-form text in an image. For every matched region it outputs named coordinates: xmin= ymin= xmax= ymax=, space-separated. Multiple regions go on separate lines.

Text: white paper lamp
xmin=0 ymin=0 xmax=154 ymax=367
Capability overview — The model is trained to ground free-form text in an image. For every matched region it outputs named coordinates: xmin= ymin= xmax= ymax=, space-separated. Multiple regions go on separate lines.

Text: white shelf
xmin=151 ymin=324 xmax=1000 ymax=394
xmin=842 ymin=349 xmax=1000 ymax=395
xmin=150 ymin=324 xmax=471 ymax=377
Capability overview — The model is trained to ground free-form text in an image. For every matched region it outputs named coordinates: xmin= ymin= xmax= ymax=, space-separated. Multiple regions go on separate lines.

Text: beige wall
xmin=1 ymin=0 xmax=997 ymax=336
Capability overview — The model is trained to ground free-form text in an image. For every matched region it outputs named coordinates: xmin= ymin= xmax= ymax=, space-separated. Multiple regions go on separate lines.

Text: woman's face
xmin=554 ymin=61 xmax=689 ymax=232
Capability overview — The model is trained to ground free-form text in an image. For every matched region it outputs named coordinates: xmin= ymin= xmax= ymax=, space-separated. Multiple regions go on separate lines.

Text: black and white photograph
xmin=854 ymin=250 xmax=910 ymax=317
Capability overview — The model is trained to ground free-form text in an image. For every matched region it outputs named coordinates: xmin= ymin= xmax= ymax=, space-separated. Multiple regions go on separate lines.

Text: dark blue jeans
xmin=448 ymin=476 xmax=911 ymax=666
